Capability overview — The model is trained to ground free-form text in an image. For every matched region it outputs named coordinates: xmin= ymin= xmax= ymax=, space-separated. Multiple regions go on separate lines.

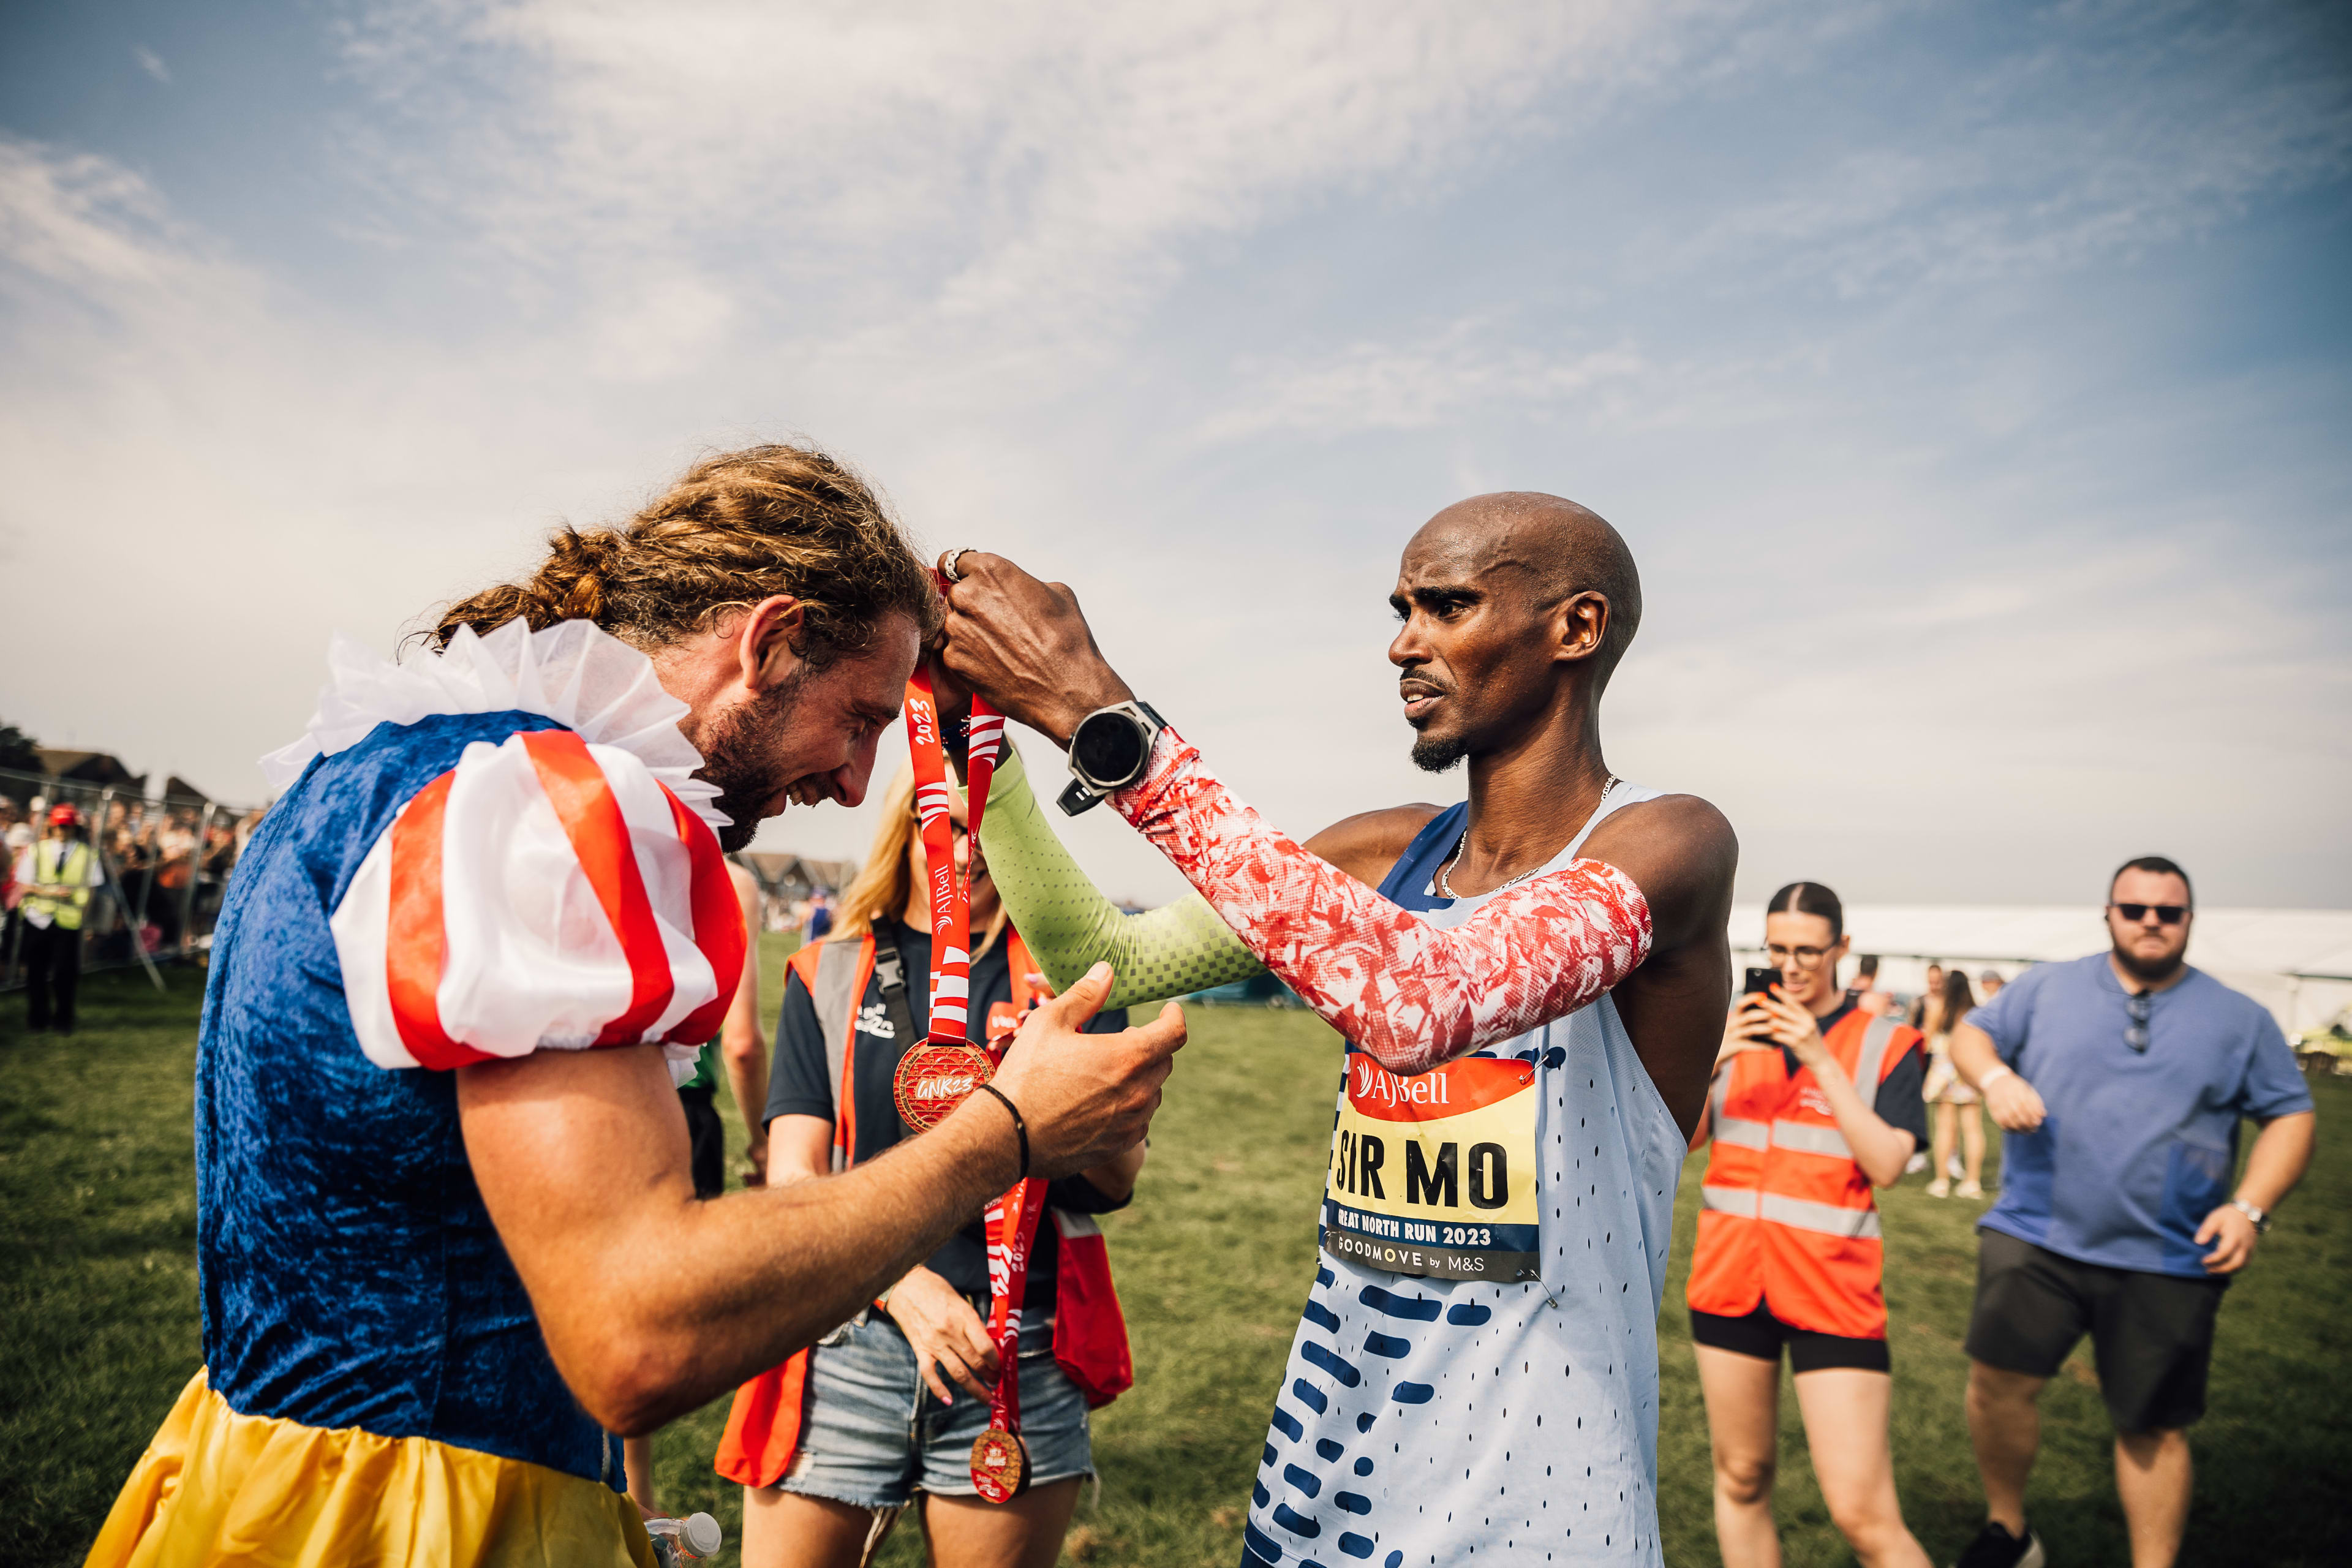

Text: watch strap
xmin=1060 ymin=699 xmax=1168 ymax=814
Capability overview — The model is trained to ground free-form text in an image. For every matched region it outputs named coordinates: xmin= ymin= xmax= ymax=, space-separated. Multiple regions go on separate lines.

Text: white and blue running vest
xmin=1242 ymin=784 xmax=1683 ymax=1567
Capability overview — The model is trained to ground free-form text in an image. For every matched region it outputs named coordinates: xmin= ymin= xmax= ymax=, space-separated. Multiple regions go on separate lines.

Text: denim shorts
xmin=775 ymin=1307 xmax=1094 ymax=1507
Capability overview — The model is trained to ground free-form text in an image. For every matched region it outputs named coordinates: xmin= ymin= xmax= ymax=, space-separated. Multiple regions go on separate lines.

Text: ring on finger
xmin=939 ymin=548 xmax=976 ymax=582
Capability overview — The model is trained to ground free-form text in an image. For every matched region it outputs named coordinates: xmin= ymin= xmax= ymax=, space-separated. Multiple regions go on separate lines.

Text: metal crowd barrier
xmin=0 ymin=766 xmax=266 ymax=992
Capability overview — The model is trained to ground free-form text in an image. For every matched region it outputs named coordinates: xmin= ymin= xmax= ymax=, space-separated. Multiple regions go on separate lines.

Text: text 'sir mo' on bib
xmin=1321 ymin=1053 xmax=1541 ymax=1282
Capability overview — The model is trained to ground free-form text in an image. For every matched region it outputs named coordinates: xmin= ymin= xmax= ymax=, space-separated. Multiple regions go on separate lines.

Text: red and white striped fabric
xmin=332 ymin=728 xmax=744 ymax=1074
xmin=274 ymin=620 xmax=748 ymax=1078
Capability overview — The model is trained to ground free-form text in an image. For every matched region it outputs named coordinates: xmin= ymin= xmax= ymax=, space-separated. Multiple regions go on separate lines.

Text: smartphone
xmin=1743 ymin=967 xmax=1782 ymax=995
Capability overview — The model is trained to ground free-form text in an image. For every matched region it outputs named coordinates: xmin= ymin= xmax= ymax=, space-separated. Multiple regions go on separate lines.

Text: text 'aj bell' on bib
xmin=1321 ymin=1053 xmax=1540 ymax=1282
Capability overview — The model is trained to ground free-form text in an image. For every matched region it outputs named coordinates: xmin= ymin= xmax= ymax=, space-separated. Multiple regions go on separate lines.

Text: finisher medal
xmin=888 ymin=663 xmax=1005 ymax=1130
xmin=893 ymin=1041 xmax=994 ymax=1131
xmin=970 ymin=1425 xmax=1030 ymax=1503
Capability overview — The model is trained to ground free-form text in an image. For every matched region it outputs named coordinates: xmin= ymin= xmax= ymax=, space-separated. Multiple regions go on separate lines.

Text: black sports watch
xmin=1058 ymin=699 xmax=1168 ymax=816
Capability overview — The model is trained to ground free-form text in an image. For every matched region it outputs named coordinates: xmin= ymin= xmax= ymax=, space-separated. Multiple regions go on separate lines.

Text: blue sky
xmin=4 ymin=1 xmax=2348 ymax=908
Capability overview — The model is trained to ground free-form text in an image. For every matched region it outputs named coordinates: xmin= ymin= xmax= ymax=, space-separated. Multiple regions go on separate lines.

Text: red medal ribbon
xmin=973 ymin=1174 xmax=1047 ymax=1500
xmin=891 ymin=668 xmax=1004 ymax=1130
xmin=906 ymin=668 xmax=972 ymax=1043
xmin=897 ymin=630 xmax=1031 ymax=1501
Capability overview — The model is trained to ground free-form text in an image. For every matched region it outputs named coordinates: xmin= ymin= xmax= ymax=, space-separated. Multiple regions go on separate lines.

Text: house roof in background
xmin=32 ymin=749 xmax=144 ymax=788
xmin=736 ymin=852 xmax=858 ymax=894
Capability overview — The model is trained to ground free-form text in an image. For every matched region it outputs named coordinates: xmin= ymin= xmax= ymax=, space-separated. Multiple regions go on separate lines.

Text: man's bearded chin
xmin=1411 ymin=731 xmax=1470 ymax=774
xmin=2112 ymin=938 xmax=2187 ymax=984
xmin=696 ymin=676 xmax=806 ymax=853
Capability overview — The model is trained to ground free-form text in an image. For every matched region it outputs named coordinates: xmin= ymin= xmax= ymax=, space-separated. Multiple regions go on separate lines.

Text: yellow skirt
xmin=86 ymin=1370 xmax=657 ymax=1568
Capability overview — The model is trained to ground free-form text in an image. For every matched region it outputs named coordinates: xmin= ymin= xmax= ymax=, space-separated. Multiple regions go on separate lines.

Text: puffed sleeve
xmin=330 ymin=728 xmax=747 ymax=1079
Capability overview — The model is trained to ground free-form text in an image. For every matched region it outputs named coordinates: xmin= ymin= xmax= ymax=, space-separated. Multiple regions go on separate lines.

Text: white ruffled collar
xmin=259 ymin=619 xmax=730 ymax=834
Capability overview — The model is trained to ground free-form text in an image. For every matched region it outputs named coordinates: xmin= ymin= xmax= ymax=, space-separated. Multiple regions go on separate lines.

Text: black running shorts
xmin=1966 ymin=1227 xmax=2230 ymax=1433
xmin=1689 ymin=1303 xmax=1891 ymax=1374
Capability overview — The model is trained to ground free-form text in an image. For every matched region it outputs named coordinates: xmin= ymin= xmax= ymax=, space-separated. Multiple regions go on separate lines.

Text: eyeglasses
xmin=1764 ymin=944 xmax=1834 ymax=968
xmin=2124 ymin=991 xmax=2152 ymax=1053
xmin=2112 ymin=903 xmax=2187 ymax=925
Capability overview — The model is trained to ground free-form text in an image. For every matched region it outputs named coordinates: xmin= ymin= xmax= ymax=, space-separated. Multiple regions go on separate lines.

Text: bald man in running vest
xmin=937 ymin=492 xmax=1736 ymax=1566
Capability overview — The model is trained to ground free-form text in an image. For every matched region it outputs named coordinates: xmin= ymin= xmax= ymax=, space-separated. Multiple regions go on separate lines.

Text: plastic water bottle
xmin=644 ymin=1511 xmax=724 ymax=1564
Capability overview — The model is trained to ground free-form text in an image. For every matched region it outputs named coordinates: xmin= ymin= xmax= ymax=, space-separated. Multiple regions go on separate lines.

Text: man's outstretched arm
xmin=978 ymin=741 xmax=1269 ymax=1005
xmin=1104 ymin=725 xmax=1653 ymax=1071
xmin=940 ymin=553 xmax=1664 ymax=1074
xmin=975 ymin=710 xmax=1442 ymax=1011
xmin=460 ymin=965 xmax=1183 ymax=1434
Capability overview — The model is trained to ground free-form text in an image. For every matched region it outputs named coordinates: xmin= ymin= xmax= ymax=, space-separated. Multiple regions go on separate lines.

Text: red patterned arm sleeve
xmin=1110 ymin=729 xmax=1653 ymax=1074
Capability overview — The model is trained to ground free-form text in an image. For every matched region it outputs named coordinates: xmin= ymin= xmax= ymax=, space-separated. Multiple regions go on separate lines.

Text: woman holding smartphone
xmin=1687 ymin=882 xmax=1934 ymax=1568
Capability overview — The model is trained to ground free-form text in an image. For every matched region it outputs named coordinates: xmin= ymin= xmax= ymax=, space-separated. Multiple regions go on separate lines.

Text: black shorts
xmin=678 ymin=1085 xmax=726 ymax=1199
xmin=1966 ymin=1227 xmax=2229 ymax=1433
xmin=1690 ymin=1303 xmax=1890 ymax=1374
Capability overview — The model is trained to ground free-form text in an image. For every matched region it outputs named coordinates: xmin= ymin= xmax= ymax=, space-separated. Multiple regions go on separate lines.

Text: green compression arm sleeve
xmin=981 ymin=744 xmax=1265 ymax=1008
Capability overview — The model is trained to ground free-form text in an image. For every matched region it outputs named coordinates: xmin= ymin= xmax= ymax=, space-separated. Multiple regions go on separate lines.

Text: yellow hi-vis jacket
xmin=23 ymin=839 xmax=94 ymax=931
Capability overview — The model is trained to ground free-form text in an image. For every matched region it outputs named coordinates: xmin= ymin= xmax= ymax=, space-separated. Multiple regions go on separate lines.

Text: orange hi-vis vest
xmin=715 ymin=929 xmax=1134 ymax=1489
xmin=1686 ymin=1011 xmax=1920 ymax=1341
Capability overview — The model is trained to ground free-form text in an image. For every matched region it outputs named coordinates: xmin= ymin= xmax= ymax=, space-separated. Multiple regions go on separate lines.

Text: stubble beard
xmin=696 ymin=671 xmax=809 ymax=853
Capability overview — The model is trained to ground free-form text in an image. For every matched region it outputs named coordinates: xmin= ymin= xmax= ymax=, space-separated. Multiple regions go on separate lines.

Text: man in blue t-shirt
xmin=1943 ymin=856 xmax=2315 ymax=1568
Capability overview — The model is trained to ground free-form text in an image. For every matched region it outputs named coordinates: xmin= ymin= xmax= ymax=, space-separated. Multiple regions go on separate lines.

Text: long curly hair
xmin=427 ymin=443 xmax=941 ymax=663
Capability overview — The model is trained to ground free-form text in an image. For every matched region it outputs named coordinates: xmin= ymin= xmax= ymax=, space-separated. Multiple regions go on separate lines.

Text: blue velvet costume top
xmin=195 ymin=710 xmax=616 ymax=1484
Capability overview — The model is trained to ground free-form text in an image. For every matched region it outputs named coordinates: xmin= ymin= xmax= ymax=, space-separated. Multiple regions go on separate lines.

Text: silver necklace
xmin=1437 ymin=775 xmax=1619 ymax=900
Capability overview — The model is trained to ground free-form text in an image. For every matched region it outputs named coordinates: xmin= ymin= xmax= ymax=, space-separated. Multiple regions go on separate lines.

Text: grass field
xmin=5 ymin=952 xmax=2348 ymax=1567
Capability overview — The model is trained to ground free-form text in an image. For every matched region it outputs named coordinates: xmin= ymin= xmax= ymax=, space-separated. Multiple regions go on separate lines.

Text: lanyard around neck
xmin=898 ymin=666 xmax=1042 ymax=1502
xmin=900 ymin=668 xmax=1003 ymax=1046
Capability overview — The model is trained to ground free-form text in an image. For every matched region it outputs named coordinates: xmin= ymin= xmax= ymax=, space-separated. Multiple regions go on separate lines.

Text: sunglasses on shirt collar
xmin=2111 ymin=903 xmax=2188 ymax=925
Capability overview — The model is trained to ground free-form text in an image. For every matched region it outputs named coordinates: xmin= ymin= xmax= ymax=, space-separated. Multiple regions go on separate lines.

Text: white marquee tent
xmin=1727 ymin=905 xmax=2352 ymax=1038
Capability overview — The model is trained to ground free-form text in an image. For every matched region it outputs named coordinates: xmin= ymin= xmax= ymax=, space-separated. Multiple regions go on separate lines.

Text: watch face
xmin=1072 ymin=710 xmax=1147 ymax=787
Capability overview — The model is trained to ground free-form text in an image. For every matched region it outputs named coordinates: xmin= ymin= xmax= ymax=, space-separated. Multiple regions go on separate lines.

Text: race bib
xmin=1320 ymin=1052 xmax=1540 ymax=1281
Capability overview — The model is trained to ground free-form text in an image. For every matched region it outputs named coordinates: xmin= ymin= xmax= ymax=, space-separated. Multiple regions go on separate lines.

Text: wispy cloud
xmin=0 ymin=140 xmax=203 ymax=290
xmin=325 ymin=1 xmax=1740 ymax=383
xmin=1196 ymin=324 xmax=1646 ymax=441
xmin=133 ymin=46 xmax=171 ymax=86
xmin=2 ymin=1 xmax=2345 ymax=904
xmin=1654 ymin=2 xmax=2352 ymax=299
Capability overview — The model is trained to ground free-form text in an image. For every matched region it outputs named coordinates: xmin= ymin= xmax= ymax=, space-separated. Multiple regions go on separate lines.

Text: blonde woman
xmin=1921 ymin=968 xmax=1987 ymax=1199
xmin=723 ymin=767 xmax=1146 ymax=1568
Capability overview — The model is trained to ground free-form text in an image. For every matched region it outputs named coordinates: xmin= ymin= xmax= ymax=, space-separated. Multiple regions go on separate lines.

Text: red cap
xmin=47 ymin=804 xmax=80 ymax=827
